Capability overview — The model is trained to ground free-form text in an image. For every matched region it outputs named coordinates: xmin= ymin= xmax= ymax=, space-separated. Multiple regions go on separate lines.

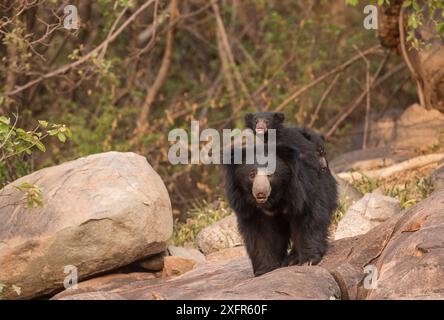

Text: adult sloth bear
xmin=223 ymin=145 xmax=337 ymax=276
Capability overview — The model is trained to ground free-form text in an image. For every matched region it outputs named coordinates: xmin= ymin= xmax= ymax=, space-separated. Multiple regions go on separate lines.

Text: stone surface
xmin=321 ymin=214 xmax=400 ymax=299
xmin=137 ymin=252 xmax=167 ymax=271
xmin=53 ymin=257 xmax=340 ymax=300
xmin=205 ymin=246 xmax=247 ymax=263
xmin=330 ymin=147 xmax=410 ymax=173
xmin=196 ymin=215 xmax=243 ymax=254
xmin=429 ymin=162 xmax=444 ymax=191
xmin=334 ymin=174 xmax=363 ymax=207
xmin=204 ymin=266 xmax=340 ymax=300
xmin=368 ymin=104 xmax=444 ymax=150
xmin=334 ymin=193 xmax=401 ymax=240
xmin=168 ymin=245 xmax=206 ymax=264
xmin=51 ymin=273 xmax=159 ymax=300
xmin=0 ymin=152 xmax=173 ymax=299
xmin=57 ymin=291 xmax=126 ymax=300
xmin=366 ymin=189 xmax=444 ymax=299
xmin=52 ymin=190 xmax=444 ymax=300
xmin=162 ymin=256 xmax=196 ymax=278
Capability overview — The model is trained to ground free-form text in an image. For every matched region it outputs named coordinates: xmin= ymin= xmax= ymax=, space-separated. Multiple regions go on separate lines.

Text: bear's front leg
xmin=281 ymin=247 xmax=299 ymax=267
xmin=237 ymin=214 xmax=290 ymax=276
xmin=289 ymin=213 xmax=329 ymax=266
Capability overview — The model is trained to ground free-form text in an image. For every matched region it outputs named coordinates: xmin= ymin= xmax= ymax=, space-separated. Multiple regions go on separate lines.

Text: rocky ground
xmin=0 ymin=104 xmax=443 ymax=300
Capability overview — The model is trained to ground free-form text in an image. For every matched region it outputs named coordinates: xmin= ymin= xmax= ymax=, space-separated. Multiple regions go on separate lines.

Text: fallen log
xmin=337 ymin=153 xmax=444 ymax=182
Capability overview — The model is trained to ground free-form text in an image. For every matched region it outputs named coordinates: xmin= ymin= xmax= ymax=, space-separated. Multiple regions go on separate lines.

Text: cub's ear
xmin=244 ymin=113 xmax=254 ymax=126
xmin=274 ymin=112 xmax=285 ymax=123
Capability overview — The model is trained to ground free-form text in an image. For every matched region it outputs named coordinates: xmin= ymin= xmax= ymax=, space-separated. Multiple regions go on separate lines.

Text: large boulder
xmin=368 ymin=104 xmax=444 ymax=150
xmin=0 ymin=152 xmax=172 ymax=299
xmin=334 ymin=174 xmax=362 ymax=207
xmin=205 ymin=246 xmax=247 ymax=263
xmin=162 ymin=256 xmax=197 ymax=278
xmin=334 ymin=193 xmax=401 ymax=240
xmin=365 ymin=189 xmax=444 ymax=299
xmin=52 ymin=257 xmax=340 ymax=300
xmin=196 ymin=215 xmax=243 ymax=254
xmin=429 ymin=162 xmax=444 ymax=191
xmin=167 ymin=245 xmax=206 ymax=264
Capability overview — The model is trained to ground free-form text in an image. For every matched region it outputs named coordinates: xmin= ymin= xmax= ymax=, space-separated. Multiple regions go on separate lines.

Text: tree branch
xmin=275 ymin=45 xmax=382 ymax=112
xmin=2 ymin=0 xmax=156 ymax=97
xmin=130 ymin=0 xmax=178 ymax=147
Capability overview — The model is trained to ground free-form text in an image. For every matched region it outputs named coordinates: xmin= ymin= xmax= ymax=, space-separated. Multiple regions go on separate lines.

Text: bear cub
xmin=244 ymin=112 xmax=328 ymax=171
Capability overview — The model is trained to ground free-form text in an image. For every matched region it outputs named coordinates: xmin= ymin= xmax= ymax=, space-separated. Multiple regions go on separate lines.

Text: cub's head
xmin=244 ymin=112 xmax=285 ymax=135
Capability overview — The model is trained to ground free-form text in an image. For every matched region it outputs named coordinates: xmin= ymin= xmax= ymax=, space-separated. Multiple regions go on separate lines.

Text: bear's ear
xmin=273 ymin=112 xmax=285 ymax=123
xmin=244 ymin=113 xmax=254 ymax=126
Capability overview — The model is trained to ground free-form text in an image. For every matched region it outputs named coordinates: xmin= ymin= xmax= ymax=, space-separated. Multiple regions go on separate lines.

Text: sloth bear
xmin=244 ymin=112 xmax=328 ymax=171
xmin=223 ymin=144 xmax=337 ymax=276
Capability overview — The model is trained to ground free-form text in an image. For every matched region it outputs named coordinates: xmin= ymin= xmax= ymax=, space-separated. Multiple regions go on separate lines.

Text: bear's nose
xmin=252 ymin=174 xmax=271 ymax=204
xmin=256 ymin=192 xmax=266 ymax=199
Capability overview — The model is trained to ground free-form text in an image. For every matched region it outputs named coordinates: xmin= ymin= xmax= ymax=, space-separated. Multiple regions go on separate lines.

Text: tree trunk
xmin=378 ymin=0 xmax=444 ymax=110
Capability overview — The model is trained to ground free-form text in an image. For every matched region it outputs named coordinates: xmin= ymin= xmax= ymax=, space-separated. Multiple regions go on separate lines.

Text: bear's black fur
xmin=223 ymin=145 xmax=337 ymax=276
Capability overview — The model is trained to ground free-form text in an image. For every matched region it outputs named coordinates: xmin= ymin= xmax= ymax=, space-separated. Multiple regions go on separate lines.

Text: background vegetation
xmin=0 ymin=0 xmax=441 ymax=221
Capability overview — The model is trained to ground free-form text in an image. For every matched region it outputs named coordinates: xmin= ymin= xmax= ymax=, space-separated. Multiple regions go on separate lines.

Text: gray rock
xmin=429 ymin=162 xmax=444 ymax=191
xmin=58 ymin=292 xmax=126 ymax=300
xmin=168 ymin=245 xmax=206 ymax=264
xmin=334 ymin=193 xmax=401 ymax=240
xmin=196 ymin=215 xmax=243 ymax=255
xmin=368 ymin=104 xmax=444 ymax=150
xmin=52 ymin=258 xmax=340 ymax=300
xmin=205 ymin=246 xmax=247 ymax=263
xmin=52 ymin=189 xmax=444 ymax=300
xmin=366 ymin=189 xmax=444 ymax=299
xmin=0 ymin=152 xmax=173 ymax=299
xmin=334 ymin=174 xmax=363 ymax=207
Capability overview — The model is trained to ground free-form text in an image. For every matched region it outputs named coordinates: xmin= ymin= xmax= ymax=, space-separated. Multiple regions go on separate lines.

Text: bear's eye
xmin=249 ymin=169 xmax=256 ymax=179
xmin=264 ymin=119 xmax=269 ymax=125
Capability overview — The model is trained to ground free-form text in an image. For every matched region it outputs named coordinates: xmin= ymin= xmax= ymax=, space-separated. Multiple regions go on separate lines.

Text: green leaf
xmin=0 ymin=116 xmax=10 ymax=125
xmin=65 ymin=128 xmax=73 ymax=138
xmin=346 ymin=0 xmax=358 ymax=6
xmin=16 ymin=128 xmax=26 ymax=135
xmin=58 ymin=133 xmax=66 ymax=143
xmin=35 ymin=141 xmax=46 ymax=152
xmin=403 ymin=0 xmax=412 ymax=8
xmin=48 ymin=129 xmax=58 ymax=136
xmin=0 ymin=124 xmax=10 ymax=133
xmin=16 ymin=182 xmax=36 ymax=189
xmin=38 ymin=120 xmax=48 ymax=128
